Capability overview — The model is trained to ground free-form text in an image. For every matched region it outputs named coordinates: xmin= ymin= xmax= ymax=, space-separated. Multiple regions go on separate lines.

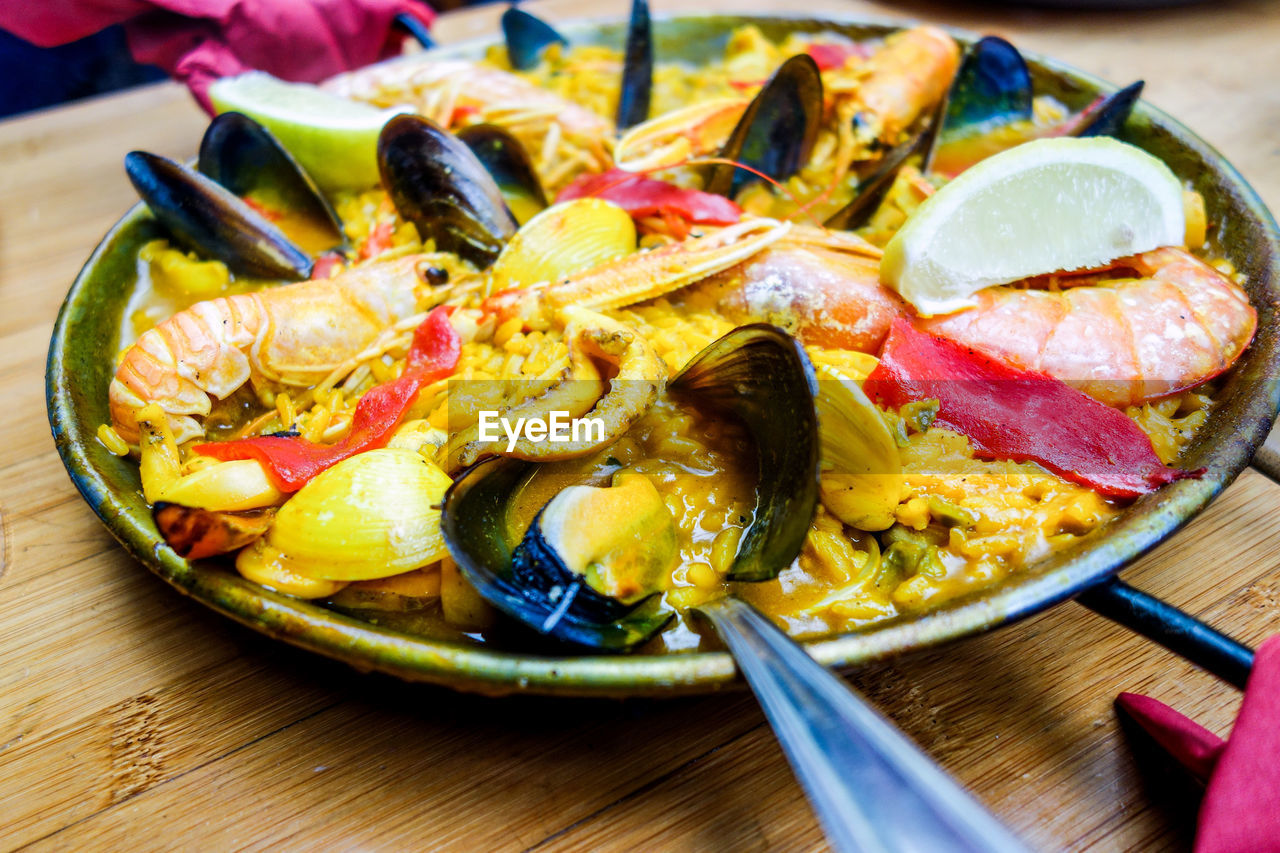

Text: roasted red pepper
xmin=864 ymin=319 xmax=1200 ymax=498
xmin=194 ymin=306 xmax=460 ymax=491
xmin=805 ymin=41 xmax=866 ymax=71
xmin=556 ymin=169 xmax=742 ymax=226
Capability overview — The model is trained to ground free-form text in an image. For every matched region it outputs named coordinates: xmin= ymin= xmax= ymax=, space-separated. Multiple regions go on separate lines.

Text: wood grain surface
xmin=2 ymin=0 xmax=1278 ymax=849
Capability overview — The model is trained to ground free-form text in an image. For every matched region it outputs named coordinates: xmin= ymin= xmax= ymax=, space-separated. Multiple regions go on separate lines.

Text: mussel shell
xmin=615 ymin=0 xmax=653 ymax=130
xmin=378 ymin=114 xmax=518 ymax=268
xmin=502 ymin=6 xmax=568 ymax=71
xmin=942 ymin=36 xmax=1033 ymax=134
xmin=1075 ymin=80 xmax=1144 ymax=138
xmin=669 ymin=325 xmax=820 ymax=582
xmin=125 ymin=151 xmax=312 ymax=280
xmin=198 ymin=112 xmax=345 ymax=252
xmin=456 ymin=124 xmax=548 ymax=214
xmin=440 ymin=457 xmax=674 ymax=650
xmin=824 ymin=132 xmax=922 ymax=231
xmin=705 ymin=53 xmax=823 ymax=197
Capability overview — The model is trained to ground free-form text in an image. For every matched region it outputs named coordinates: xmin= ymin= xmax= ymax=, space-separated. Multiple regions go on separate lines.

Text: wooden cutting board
xmin=2 ymin=0 xmax=1278 ymax=849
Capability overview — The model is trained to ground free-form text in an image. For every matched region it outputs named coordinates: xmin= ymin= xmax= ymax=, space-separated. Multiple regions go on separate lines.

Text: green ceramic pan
xmin=47 ymin=14 xmax=1280 ymax=696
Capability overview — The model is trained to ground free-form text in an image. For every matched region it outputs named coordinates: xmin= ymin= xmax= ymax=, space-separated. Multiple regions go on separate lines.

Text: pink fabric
xmin=1116 ymin=692 xmax=1225 ymax=783
xmin=0 ymin=0 xmax=434 ymax=111
xmin=1117 ymin=635 xmax=1280 ymax=852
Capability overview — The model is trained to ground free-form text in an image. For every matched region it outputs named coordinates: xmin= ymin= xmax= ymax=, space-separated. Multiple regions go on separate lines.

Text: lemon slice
xmin=881 ymin=137 xmax=1186 ymax=316
xmin=208 ymin=72 xmax=409 ymax=192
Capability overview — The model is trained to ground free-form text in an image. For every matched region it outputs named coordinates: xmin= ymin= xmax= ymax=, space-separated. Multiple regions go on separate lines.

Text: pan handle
xmin=395 ymin=12 xmax=436 ymax=49
xmin=1076 ymin=576 xmax=1255 ymax=689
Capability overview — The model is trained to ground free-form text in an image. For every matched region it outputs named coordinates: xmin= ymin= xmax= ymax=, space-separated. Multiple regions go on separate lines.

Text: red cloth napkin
xmin=0 ymin=0 xmax=435 ymax=112
xmin=1117 ymin=635 xmax=1280 ymax=852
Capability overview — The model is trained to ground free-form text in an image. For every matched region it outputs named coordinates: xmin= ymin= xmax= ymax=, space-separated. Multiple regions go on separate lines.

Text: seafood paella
xmin=98 ymin=12 xmax=1258 ymax=653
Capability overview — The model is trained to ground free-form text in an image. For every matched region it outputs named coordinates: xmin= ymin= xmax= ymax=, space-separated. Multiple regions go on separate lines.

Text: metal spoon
xmin=697 ymin=596 xmax=1029 ymax=852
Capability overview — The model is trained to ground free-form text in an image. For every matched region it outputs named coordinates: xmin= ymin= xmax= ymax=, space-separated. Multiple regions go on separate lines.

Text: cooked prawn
xmin=919 ymin=248 xmax=1258 ymax=406
xmin=110 ymin=255 xmax=434 ymax=445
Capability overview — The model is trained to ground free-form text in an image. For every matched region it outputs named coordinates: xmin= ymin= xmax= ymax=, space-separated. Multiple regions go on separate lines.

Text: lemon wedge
xmin=881 ymin=137 xmax=1186 ymax=316
xmin=208 ymin=72 xmax=409 ymax=192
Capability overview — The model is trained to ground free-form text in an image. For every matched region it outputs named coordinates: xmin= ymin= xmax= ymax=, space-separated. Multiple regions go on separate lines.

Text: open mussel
xmin=126 ymin=112 xmax=354 ymax=279
xmin=499 ymin=1 xmax=652 ymax=129
xmin=125 ymin=151 xmax=313 ymax=280
xmin=456 ymin=124 xmax=548 ymax=220
xmin=923 ymin=36 xmax=1144 ymax=176
xmin=668 ymin=325 xmax=820 ymax=581
xmin=377 ymin=114 xmax=518 ymax=267
xmin=440 ymin=325 xmax=821 ymax=650
xmin=705 ymin=54 xmax=824 ymax=197
xmin=502 ymin=6 xmax=568 ymax=70
xmin=198 ymin=111 xmax=345 ymax=254
xmin=441 ymin=457 xmax=676 ymax=649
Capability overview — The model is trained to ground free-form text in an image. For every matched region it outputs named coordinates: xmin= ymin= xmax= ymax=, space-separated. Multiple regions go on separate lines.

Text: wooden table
xmin=2 ymin=0 xmax=1278 ymax=849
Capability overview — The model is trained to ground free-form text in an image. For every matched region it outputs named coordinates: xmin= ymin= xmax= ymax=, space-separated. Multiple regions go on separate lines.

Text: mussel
xmin=502 ymin=6 xmax=568 ymax=70
xmin=198 ymin=111 xmax=346 ymax=254
xmin=615 ymin=0 xmax=653 ymax=130
xmin=126 ymin=112 xmax=353 ymax=279
xmin=705 ymin=53 xmax=824 ymax=197
xmin=498 ymin=1 xmax=652 ymax=129
xmin=126 ymin=151 xmax=314 ymax=280
xmin=440 ymin=325 xmax=821 ymax=650
xmin=377 ymin=114 xmax=519 ymax=267
xmin=456 ymin=124 xmax=549 ymax=220
xmin=923 ymin=36 xmax=1144 ymax=176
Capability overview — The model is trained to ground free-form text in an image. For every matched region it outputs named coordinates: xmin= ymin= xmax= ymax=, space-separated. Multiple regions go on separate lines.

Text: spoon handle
xmin=699 ymin=597 xmax=1028 ymax=853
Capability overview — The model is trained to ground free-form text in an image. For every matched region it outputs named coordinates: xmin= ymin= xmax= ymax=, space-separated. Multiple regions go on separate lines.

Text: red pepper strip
xmin=360 ymin=220 xmax=394 ymax=261
xmin=864 ymin=319 xmax=1201 ymax=499
xmin=556 ymin=169 xmax=743 ymax=226
xmin=310 ymin=251 xmax=345 ymax=280
xmin=806 ymin=41 xmax=866 ymax=71
xmin=193 ymin=307 xmax=461 ymax=492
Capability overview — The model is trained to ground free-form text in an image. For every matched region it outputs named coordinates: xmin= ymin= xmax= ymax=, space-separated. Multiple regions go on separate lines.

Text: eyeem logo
xmin=477 ymin=411 xmax=607 ymax=452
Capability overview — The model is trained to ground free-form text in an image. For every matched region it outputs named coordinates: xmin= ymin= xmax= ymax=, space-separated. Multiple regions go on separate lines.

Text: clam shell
xmin=488 ymin=198 xmax=636 ymax=293
xmin=263 ymin=449 xmax=452 ymax=581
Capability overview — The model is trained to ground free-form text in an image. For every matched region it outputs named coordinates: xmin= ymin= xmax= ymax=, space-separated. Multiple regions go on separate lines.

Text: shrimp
xmin=533 ymin=230 xmax=1255 ymax=407
xmin=613 ymin=26 xmax=960 ymax=175
xmin=109 ymin=255 xmax=433 ymax=445
xmin=919 ymin=248 xmax=1258 ymax=406
xmin=323 ymin=58 xmax=612 ymax=191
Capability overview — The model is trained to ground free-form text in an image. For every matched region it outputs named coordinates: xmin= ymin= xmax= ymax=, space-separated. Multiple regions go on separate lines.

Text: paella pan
xmin=47 ymin=11 xmax=1280 ymax=695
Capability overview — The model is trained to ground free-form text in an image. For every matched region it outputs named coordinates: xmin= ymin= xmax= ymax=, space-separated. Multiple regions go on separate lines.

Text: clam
xmin=197 ymin=111 xmax=346 ymax=254
xmin=377 ymin=114 xmax=518 ymax=268
xmin=456 ymin=124 xmax=548 ymax=222
xmin=813 ymin=365 xmax=902 ymax=531
xmin=125 ymin=151 xmax=313 ymax=280
xmin=440 ymin=324 xmax=821 ymax=650
xmin=487 ymin=198 xmax=636 ymax=293
xmin=237 ymin=448 xmax=452 ymax=582
xmin=704 ymin=54 xmax=824 ymax=197
xmin=502 ymin=6 xmax=568 ymax=70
